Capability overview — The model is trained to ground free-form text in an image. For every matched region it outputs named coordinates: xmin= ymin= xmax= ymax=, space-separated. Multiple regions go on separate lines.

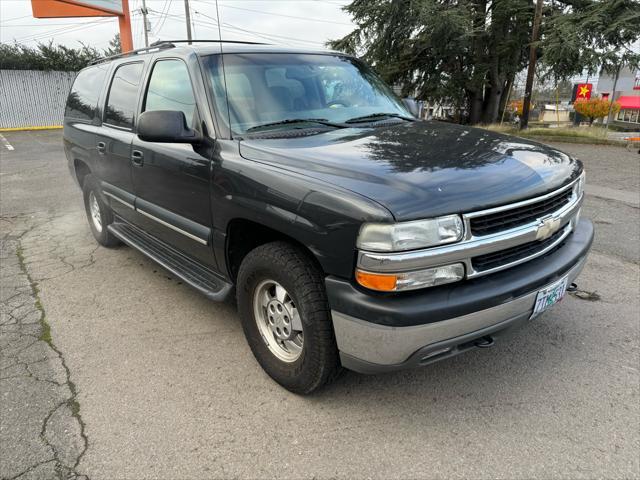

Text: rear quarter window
xmin=65 ymin=64 xmax=109 ymax=121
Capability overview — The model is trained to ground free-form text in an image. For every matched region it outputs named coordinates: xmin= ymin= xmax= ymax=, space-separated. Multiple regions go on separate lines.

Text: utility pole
xmin=520 ymin=0 xmax=544 ymax=130
xmin=140 ymin=0 xmax=149 ymax=47
xmin=184 ymin=0 xmax=193 ymax=44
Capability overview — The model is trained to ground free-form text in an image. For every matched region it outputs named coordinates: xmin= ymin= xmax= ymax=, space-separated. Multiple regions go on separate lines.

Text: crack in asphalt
xmin=1 ymin=231 xmax=90 ymax=480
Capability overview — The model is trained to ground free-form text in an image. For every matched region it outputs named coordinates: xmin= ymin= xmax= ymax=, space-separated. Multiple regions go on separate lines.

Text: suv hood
xmin=239 ymin=121 xmax=582 ymax=221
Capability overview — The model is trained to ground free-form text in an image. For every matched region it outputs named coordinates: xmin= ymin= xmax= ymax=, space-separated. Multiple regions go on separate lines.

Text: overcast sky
xmin=0 ymin=0 xmax=354 ymax=50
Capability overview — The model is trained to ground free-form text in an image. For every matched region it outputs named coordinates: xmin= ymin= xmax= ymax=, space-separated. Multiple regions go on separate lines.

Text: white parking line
xmin=0 ymin=133 xmax=15 ymax=151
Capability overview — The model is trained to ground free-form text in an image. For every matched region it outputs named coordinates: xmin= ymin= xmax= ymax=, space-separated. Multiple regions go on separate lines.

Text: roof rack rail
xmin=151 ymin=39 xmax=268 ymax=46
xmin=90 ymin=42 xmax=175 ymax=65
xmin=89 ymin=39 xmax=268 ymax=65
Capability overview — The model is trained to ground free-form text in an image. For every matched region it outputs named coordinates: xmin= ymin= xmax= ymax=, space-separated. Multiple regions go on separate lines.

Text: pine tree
xmin=330 ymin=0 xmax=640 ymax=125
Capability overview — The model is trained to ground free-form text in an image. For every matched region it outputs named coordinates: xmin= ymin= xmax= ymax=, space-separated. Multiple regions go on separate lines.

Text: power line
xmin=3 ymin=21 xmax=112 ymax=27
xmin=12 ymin=18 xmax=115 ymax=43
xmin=192 ymin=0 xmax=352 ymax=26
xmin=161 ymin=14 xmax=309 ymax=48
xmin=12 ymin=14 xmax=139 ymax=44
xmin=1 ymin=14 xmax=33 ymax=23
xmin=193 ymin=10 xmax=325 ymax=46
xmin=153 ymin=0 xmax=172 ymax=34
xmin=149 ymin=9 xmax=322 ymax=46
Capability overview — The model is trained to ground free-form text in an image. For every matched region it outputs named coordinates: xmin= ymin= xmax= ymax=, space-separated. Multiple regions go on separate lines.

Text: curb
xmin=519 ymin=135 xmax=627 ymax=147
xmin=0 ymin=126 xmax=63 ymax=132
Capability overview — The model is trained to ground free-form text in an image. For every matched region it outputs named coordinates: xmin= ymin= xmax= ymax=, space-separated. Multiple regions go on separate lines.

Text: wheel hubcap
xmin=253 ymin=280 xmax=303 ymax=362
xmin=89 ymin=192 xmax=102 ymax=233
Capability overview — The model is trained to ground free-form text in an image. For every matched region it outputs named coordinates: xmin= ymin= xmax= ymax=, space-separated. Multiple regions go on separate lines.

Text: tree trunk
xmin=468 ymin=90 xmax=484 ymax=125
xmin=482 ymin=82 xmax=503 ymax=124
xmin=498 ymin=75 xmax=514 ymax=122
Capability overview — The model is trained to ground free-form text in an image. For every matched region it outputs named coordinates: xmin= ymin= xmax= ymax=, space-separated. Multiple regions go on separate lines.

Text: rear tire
xmin=82 ymin=174 xmax=120 ymax=247
xmin=237 ymin=241 xmax=341 ymax=394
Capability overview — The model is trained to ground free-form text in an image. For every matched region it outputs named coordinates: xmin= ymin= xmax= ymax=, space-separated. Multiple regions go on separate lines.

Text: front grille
xmin=470 ymin=188 xmax=573 ymax=236
xmin=472 ymin=228 xmax=567 ymax=272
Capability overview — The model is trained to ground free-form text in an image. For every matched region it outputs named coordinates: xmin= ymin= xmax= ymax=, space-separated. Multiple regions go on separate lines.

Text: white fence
xmin=0 ymin=70 xmax=76 ymax=129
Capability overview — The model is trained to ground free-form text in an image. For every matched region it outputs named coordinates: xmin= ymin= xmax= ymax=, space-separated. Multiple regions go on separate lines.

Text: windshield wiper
xmin=344 ymin=112 xmax=415 ymax=124
xmin=245 ymin=118 xmax=346 ymax=133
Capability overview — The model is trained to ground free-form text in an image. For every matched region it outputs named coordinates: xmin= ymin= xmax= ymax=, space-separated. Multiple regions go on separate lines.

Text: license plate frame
xmin=530 ymin=275 xmax=569 ymax=319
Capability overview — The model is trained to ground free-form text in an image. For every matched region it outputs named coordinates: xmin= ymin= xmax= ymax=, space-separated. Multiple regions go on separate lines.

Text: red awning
xmin=617 ymin=95 xmax=640 ymax=109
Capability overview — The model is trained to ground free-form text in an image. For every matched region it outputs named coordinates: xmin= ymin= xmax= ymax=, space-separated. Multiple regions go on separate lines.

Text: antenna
xmin=215 ymin=0 xmax=232 ymax=137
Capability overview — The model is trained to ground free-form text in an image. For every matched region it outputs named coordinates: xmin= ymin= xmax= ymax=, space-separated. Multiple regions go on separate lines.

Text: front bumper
xmin=327 ymin=219 xmax=594 ymax=374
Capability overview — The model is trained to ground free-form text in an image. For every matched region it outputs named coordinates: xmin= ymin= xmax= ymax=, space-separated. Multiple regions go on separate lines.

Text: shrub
xmin=573 ymin=98 xmax=621 ymax=125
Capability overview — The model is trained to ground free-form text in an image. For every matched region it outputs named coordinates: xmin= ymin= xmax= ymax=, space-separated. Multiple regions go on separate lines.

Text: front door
xmin=131 ymin=58 xmax=215 ymax=268
xmin=95 ymin=61 xmax=145 ymax=224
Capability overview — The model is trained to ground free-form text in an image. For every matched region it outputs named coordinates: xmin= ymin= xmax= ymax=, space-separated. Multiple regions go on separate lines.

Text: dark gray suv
xmin=63 ymin=40 xmax=593 ymax=393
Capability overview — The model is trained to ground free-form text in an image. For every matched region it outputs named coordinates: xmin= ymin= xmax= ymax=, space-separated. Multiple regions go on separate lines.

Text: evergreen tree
xmin=330 ymin=0 xmax=640 ymax=125
xmin=0 ymin=34 xmax=122 ymax=71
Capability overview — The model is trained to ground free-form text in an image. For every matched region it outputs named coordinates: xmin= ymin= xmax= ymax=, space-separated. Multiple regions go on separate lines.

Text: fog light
xmin=356 ymin=263 xmax=465 ymax=292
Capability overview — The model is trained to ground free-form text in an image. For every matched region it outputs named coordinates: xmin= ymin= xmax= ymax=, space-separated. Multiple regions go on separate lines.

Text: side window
xmin=65 ymin=65 xmax=108 ymax=121
xmin=144 ymin=60 xmax=197 ymax=128
xmin=104 ymin=62 xmax=144 ymax=129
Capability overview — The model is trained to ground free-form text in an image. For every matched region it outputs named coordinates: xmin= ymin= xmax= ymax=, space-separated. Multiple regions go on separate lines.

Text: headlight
xmin=573 ymin=171 xmax=585 ymax=198
xmin=357 ymin=215 xmax=464 ymax=252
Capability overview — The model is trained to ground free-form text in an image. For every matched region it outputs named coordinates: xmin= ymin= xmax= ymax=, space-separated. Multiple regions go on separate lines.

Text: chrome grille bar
xmin=357 ymin=177 xmax=583 ymax=278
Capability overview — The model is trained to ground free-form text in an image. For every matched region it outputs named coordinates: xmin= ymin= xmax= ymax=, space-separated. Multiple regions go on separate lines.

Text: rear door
xmin=63 ymin=63 xmax=110 ymax=181
xmin=131 ymin=57 xmax=216 ymax=268
xmin=95 ymin=61 xmax=146 ymax=224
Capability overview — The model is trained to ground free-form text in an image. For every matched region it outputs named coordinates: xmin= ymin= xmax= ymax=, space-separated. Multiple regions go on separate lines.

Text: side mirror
xmin=137 ymin=110 xmax=201 ymax=144
xmin=402 ymin=98 xmax=420 ymax=118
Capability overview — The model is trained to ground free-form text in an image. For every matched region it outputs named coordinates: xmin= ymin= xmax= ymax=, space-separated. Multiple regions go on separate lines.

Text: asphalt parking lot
xmin=1 ymin=129 xmax=638 ymax=480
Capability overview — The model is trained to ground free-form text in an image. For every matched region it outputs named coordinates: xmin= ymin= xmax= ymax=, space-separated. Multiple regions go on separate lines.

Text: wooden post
xmin=119 ymin=0 xmax=134 ymax=51
xmin=141 ymin=0 xmax=149 ymax=47
xmin=184 ymin=0 xmax=193 ymax=43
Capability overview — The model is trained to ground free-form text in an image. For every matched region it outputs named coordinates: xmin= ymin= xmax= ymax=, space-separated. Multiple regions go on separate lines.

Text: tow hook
xmin=567 ymin=282 xmax=578 ymax=292
xmin=474 ymin=335 xmax=495 ymax=348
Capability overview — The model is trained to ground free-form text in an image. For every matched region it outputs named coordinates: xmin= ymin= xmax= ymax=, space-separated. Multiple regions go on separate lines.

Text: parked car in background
xmin=63 ymin=41 xmax=593 ymax=394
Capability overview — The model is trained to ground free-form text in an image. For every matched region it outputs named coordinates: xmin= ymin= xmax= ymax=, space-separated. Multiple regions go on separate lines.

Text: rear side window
xmin=144 ymin=59 xmax=197 ymax=128
xmin=65 ymin=65 xmax=108 ymax=121
xmin=104 ymin=62 xmax=144 ymax=129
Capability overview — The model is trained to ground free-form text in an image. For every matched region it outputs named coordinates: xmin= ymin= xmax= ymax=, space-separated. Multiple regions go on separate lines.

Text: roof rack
xmin=90 ymin=39 xmax=267 ymax=65
xmin=152 ymin=39 xmax=267 ymax=46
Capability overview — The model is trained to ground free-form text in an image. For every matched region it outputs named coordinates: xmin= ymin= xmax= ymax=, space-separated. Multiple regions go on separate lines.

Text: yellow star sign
xmin=578 ymin=85 xmax=591 ymax=97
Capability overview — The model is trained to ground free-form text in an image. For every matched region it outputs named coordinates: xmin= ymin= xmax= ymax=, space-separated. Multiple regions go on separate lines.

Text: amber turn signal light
xmin=355 ymin=269 xmax=398 ymax=292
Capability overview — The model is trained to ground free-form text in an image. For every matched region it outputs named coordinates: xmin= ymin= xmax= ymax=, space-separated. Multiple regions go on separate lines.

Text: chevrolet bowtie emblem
xmin=536 ymin=216 xmax=562 ymax=241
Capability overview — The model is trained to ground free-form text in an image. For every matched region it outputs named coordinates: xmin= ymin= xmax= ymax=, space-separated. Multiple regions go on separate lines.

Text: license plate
xmin=530 ymin=275 xmax=569 ymax=319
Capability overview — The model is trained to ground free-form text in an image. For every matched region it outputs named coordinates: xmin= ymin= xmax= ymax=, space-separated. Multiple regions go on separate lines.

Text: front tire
xmin=237 ymin=242 xmax=341 ymax=394
xmin=82 ymin=174 xmax=120 ymax=247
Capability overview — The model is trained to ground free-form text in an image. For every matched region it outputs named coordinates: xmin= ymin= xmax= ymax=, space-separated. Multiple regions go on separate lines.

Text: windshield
xmin=202 ymin=53 xmax=411 ymax=136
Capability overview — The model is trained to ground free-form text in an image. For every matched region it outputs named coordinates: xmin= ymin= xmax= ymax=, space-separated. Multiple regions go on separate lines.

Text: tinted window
xmin=144 ymin=60 xmax=197 ymax=128
xmin=105 ymin=62 xmax=144 ymax=129
xmin=65 ymin=65 xmax=108 ymax=121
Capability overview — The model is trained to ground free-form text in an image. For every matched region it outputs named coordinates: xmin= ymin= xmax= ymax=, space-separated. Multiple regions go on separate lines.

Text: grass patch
xmin=39 ymin=313 xmax=52 ymax=343
xmin=16 ymin=245 xmax=52 ymax=344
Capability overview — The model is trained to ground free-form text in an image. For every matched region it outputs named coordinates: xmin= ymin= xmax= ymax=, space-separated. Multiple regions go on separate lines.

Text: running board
xmin=108 ymin=221 xmax=233 ymax=302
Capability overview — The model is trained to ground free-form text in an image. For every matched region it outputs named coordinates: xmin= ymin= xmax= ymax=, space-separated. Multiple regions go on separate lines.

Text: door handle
xmin=131 ymin=150 xmax=144 ymax=167
xmin=96 ymin=141 xmax=106 ymax=154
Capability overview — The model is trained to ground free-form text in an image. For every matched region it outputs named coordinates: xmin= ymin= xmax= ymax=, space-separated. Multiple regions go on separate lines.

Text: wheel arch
xmin=225 ymin=218 xmax=325 ymax=283
xmin=73 ymin=158 xmax=92 ymax=188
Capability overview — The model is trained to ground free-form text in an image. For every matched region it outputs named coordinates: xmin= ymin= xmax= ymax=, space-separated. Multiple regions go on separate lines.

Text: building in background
xmin=596 ymin=66 xmax=640 ymax=129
